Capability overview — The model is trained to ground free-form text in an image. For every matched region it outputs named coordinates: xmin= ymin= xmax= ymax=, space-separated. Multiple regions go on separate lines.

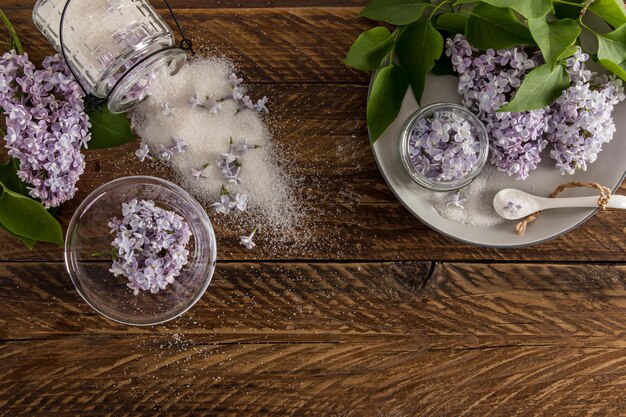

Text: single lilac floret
xmin=446 ymin=191 xmax=466 ymax=209
xmin=239 ymin=226 xmax=257 ymax=250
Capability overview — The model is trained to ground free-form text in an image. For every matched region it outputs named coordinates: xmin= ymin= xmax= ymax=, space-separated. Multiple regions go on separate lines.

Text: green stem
xmin=431 ymin=0 xmax=451 ymax=17
xmin=0 ymin=9 xmax=23 ymax=54
xmin=578 ymin=16 xmax=599 ymax=35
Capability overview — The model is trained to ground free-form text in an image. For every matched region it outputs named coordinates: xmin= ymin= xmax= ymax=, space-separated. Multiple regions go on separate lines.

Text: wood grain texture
xmin=2 ymin=262 xmax=626 ymax=416
xmin=1 ymin=3 xmax=626 ymax=415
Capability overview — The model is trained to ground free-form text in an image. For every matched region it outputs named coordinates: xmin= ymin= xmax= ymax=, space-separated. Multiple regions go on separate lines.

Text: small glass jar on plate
xmin=399 ymin=103 xmax=489 ymax=192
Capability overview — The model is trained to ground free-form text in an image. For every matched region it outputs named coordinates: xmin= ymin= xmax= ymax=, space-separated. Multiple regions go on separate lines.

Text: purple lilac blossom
xmin=108 ymin=199 xmax=192 ymax=295
xmin=0 ymin=51 xmax=91 ymax=208
xmin=408 ymin=109 xmax=481 ymax=182
xmin=239 ymin=226 xmax=257 ymax=250
xmin=447 ymin=35 xmax=549 ymax=180
xmin=547 ymin=48 xmax=624 ymax=174
xmin=135 ymin=138 xmax=186 ymax=162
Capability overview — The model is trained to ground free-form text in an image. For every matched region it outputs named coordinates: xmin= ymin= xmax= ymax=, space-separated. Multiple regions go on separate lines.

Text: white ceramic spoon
xmin=493 ymin=188 xmax=626 ymax=220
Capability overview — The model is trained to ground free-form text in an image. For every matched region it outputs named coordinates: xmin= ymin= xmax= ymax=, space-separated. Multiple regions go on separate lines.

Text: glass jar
xmin=32 ymin=0 xmax=187 ymax=113
xmin=399 ymin=103 xmax=489 ymax=192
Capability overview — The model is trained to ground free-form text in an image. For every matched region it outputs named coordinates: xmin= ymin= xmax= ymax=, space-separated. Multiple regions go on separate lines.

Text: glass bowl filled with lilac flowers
xmin=65 ymin=176 xmax=217 ymax=326
xmin=399 ymin=103 xmax=489 ymax=192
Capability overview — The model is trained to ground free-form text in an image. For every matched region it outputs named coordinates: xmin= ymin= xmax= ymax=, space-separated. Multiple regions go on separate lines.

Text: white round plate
xmin=370 ymin=74 xmax=626 ymax=247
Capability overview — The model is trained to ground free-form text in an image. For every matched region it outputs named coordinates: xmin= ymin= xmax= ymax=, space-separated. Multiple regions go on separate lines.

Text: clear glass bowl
xmin=399 ymin=102 xmax=489 ymax=192
xmin=65 ymin=176 xmax=217 ymax=326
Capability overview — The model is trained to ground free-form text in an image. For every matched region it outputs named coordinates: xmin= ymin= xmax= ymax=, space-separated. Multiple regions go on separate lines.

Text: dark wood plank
xmin=2 ymin=262 xmax=626 ymax=416
xmin=0 ymin=84 xmax=624 ymax=262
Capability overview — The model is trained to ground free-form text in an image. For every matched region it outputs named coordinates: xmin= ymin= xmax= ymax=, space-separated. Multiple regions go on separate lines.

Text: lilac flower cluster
xmin=188 ymin=73 xmax=269 ymax=115
xmin=447 ymin=35 xmax=548 ymax=180
xmin=447 ymin=36 xmax=625 ymax=179
xmin=408 ymin=109 xmax=482 ymax=182
xmin=547 ymin=49 xmax=625 ymax=175
xmin=135 ymin=137 xmax=187 ymax=162
xmin=108 ymin=199 xmax=192 ymax=295
xmin=0 ymin=51 xmax=90 ymax=207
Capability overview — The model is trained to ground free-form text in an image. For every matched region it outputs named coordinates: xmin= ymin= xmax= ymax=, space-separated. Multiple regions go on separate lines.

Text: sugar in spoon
xmin=493 ymin=188 xmax=626 ymax=220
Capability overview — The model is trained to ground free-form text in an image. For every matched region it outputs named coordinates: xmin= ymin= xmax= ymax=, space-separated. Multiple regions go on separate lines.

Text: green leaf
xmin=458 ymin=0 xmax=551 ymax=19
xmin=435 ymin=13 xmax=468 ymax=34
xmin=360 ymin=0 xmax=431 ymax=25
xmin=0 ymin=8 xmax=23 ymax=54
xmin=344 ymin=27 xmax=395 ymax=71
xmin=597 ymin=24 xmax=626 ymax=80
xmin=498 ymin=64 xmax=570 ymax=112
xmin=588 ymin=0 xmax=626 ymax=29
xmin=87 ymin=106 xmax=135 ymax=149
xmin=396 ymin=19 xmax=443 ymax=104
xmin=0 ymin=221 xmax=35 ymax=249
xmin=465 ymin=4 xmax=535 ymax=50
xmin=368 ymin=65 xmax=409 ymax=143
xmin=528 ymin=17 xmax=581 ymax=69
xmin=0 ymin=180 xmax=64 ymax=247
xmin=0 ymin=158 xmax=29 ymax=196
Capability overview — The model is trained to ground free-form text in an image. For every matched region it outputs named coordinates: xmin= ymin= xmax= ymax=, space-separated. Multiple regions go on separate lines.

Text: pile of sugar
xmin=430 ymin=169 xmax=505 ymax=227
xmin=131 ymin=57 xmax=304 ymax=244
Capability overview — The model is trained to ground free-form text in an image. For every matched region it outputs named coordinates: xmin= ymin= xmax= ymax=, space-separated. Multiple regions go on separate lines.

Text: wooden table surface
xmin=1 ymin=1 xmax=626 ymax=416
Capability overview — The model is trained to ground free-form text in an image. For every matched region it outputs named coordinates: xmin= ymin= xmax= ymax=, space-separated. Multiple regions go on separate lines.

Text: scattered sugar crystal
xmin=430 ymin=169 xmax=504 ymax=227
xmin=131 ymin=57 xmax=305 ymax=246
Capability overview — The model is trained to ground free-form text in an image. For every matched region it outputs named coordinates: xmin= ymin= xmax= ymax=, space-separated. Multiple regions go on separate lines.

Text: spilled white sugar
xmin=430 ymin=169 xmax=505 ymax=227
xmin=131 ymin=57 xmax=304 ymax=243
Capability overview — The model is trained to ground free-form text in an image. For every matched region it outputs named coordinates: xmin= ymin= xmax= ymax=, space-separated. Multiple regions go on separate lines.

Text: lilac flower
xmin=239 ymin=226 xmax=257 ymax=250
xmin=408 ymin=109 xmax=481 ymax=182
xmin=170 ymin=137 xmax=187 ymax=154
xmin=231 ymin=87 xmax=243 ymax=101
xmin=237 ymin=138 xmax=259 ymax=155
xmin=238 ymin=95 xmax=254 ymax=111
xmin=226 ymin=166 xmax=242 ymax=185
xmin=504 ymin=200 xmax=522 ymax=215
xmin=191 ymin=167 xmax=207 ymax=179
xmin=208 ymin=98 xmax=223 ymax=114
xmin=107 ymin=0 xmax=124 ymax=13
xmin=547 ymin=48 xmax=624 ymax=175
xmin=230 ymin=193 xmax=248 ymax=212
xmin=447 ymin=35 xmax=548 ymax=179
xmin=446 ymin=192 xmax=466 ymax=209
xmin=254 ymin=96 xmax=269 ymax=113
xmin=108 ymin=199 xmax=192 ymax=295
xmin=221 ymin=138 xmax=239 ymax=164
xmin=135 ymin=143 xmax=151 ymax=162
xmin=0 ymin=52 xmax=90 ymax=208
xmin=212 ymin=194 xmax=231 ymax=214
xmin=161 ymin=102 xmax=174 ymax=116
xmin=157 ymin=144 xmax=174 ymax=161
xmin=229 ymin=73 xmax=243 ymax=87
xmin=191 ymin=161 xmax=210 ymax=179
xmin=189 ymin=93 xmax=204 ymax=109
